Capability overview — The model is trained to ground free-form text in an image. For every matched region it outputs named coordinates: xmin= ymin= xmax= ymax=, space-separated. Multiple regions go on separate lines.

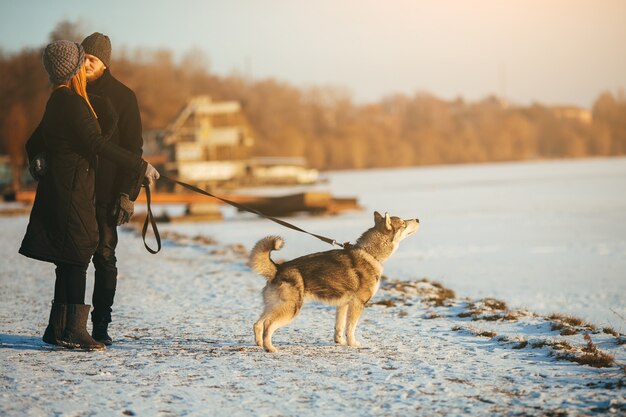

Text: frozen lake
xmin=156 ymin=157 xmax=626 ymax=329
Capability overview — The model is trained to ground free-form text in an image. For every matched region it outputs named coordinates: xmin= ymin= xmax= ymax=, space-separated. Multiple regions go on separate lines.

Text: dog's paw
xmin=348 ymin=340 xmax=362 ymax=348
xmin=264 ymin=345 xmax=278 ymax=353
xmin=334 ymin=336 xmax=347 ymax=345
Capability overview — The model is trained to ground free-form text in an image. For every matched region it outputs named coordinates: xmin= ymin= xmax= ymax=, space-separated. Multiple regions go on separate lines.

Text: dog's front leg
xmin=334 ymin=304 xmax=349 ymax=345
xmin=263 ymin=319 xmax=279 ymax=353
xmin=346 ymin=301 xmax=364 ymax=348
xmin=253 ymin=318 xmax=264 ymax=347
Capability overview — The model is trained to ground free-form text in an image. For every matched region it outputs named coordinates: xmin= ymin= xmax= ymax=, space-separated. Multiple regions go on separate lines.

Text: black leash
xmin=141 ymin=178 xmax=161 ymax=254
xmin=140 ymin=175 xmax=346 ymax=254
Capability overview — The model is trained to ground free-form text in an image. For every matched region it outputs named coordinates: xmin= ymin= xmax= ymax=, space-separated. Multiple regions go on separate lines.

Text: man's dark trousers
xmin=91 ymin=203 xmax=118 ymax=324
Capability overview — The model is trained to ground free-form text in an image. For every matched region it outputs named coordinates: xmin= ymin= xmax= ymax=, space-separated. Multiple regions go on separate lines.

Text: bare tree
xmin=48 ymin=19 xmax=87 ymax=43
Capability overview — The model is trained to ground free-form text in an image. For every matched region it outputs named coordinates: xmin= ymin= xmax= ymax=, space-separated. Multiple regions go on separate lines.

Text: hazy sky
xmin=1 ymin=0 xmax=625 ymax=108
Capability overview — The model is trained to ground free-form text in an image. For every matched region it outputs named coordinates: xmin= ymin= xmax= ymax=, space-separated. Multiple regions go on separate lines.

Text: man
xmin=81 ymin=32 xmax=144 ymax=345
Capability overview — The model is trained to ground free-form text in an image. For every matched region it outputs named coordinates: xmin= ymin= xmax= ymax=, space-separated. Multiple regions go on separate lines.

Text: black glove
xmin=29 ymin=152 xmax=48 ymax=181
xmin=112 ymin=193 xmax=134 ymax=225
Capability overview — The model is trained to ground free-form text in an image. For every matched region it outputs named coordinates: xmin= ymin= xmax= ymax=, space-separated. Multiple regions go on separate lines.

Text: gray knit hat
xmin=81 ymin=32 xmax=112 ymax=67
xmin=42 ymin=40 xmax=85 ymax=84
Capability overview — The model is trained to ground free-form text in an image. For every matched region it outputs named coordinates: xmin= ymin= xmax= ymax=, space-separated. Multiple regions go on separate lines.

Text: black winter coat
xmin=19 ymin=87 xmax=147 ymax=266
xmin=87 ymin=69 xmax=143 ymax=205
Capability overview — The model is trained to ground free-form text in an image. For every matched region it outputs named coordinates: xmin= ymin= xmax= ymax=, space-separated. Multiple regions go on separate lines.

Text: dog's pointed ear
xmin=384 ymin=212 xmax=392 ymax=231
xmin=374 ymin=211 xmax=383 ymax=224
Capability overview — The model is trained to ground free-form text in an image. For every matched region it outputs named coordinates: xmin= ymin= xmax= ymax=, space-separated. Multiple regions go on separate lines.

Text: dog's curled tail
xmin=249 ymin=236 xmax=284 ymax=280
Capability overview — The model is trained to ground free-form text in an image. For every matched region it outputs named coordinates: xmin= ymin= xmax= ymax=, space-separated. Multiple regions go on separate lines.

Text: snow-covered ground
xmin=1 ymin=157 xmax=625 ymax=416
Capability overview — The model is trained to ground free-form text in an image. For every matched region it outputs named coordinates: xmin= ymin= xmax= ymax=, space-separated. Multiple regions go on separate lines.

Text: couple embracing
xmin=20 ymin=32 xmax=158 ymax=351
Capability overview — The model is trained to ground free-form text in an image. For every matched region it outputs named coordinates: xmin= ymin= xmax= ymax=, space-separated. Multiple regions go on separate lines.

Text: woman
xmin=19 ymin=40 xmax=159 ymax=351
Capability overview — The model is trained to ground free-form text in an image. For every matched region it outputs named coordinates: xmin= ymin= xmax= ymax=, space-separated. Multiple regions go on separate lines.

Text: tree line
xmin=1 ymin=23 xmax=625 ymax=189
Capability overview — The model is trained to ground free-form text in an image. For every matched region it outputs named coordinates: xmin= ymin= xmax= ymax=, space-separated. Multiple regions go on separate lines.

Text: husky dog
xmin=249 ymin=211 xmax=419 ymax=352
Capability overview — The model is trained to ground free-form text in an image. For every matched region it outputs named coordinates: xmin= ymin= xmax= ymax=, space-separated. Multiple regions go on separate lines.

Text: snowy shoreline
xmin=1 ymin=214 xmax=624 ymax=416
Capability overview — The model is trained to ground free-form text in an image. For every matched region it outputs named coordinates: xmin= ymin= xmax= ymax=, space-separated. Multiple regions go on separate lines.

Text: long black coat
xmin=19 ymin=87 xmax=147 ymax=266
xmin=87 ymin=69 xmax=143 ymax=205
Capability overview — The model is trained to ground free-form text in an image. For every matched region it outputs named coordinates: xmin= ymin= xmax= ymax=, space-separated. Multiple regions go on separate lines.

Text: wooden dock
xmin=236 ymin=192 xmax=361 ymax=216
xmin=13 ymin=190 xmax=361 ymax=220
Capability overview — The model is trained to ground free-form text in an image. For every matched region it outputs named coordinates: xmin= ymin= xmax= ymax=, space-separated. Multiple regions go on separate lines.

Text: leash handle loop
xmin=141 ymin=179 xmax=162 ymax=254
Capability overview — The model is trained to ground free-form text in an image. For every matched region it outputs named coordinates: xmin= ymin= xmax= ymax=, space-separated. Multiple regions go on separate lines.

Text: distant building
xmin=155 ymin=96 xmax=317 ymax=190
xmin=159 ymin=96 xmax=252 ymax=189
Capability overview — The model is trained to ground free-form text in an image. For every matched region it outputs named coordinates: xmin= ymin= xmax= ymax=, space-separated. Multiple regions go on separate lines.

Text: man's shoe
xmin=92 ymin=321 xmax=113 ymax=346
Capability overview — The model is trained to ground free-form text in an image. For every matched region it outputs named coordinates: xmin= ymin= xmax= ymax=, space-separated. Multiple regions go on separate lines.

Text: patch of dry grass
xmin=548 ymin=313 xmax=596 ymax=330
xmin=457 ymin=298 xmax=514 ymax=322
xmin=557 ymin=334 xmax=615 ymax=368
xmin=449 ymin=324 xmax=497 ymax=338
xmin=192 ymin=234 xmax=218 ymax=245
xmin=479 ymin=314 xmax=504 ymax=322
xmin=430 ymin=287 xmax=456 ymax=307
xmin=371 ymin=299 xmax=396 ymax=308
xmin=548 ymin=313 xmax=597 ymax=336
xmin=550 ymin=340 xmax=574 ymax=351
xmin=552 ymin=324 xmax=579 ymax=336
xmin=548 ymin=313 xmax=585 ymax=326
xmin=482 ymin=298 xmax=508 ymax=311
xmin=529 ymin=339 xmax=573 ymax=351
xmin=512 ymin=340 xmax=529 ymax=349
xmin=382 ymin=277 xmax=456 ymax=307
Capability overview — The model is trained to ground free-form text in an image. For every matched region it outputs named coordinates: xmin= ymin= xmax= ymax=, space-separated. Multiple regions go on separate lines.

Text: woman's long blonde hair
xmin=58 ymin=64 xmax=97 ymax=119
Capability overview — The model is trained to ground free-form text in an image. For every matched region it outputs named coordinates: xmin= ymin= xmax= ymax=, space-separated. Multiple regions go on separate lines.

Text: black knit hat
xmin=42 ymin=40 xmax=85 ymax=84
xmin=81 ymin=32 xmax=112 ymax=67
